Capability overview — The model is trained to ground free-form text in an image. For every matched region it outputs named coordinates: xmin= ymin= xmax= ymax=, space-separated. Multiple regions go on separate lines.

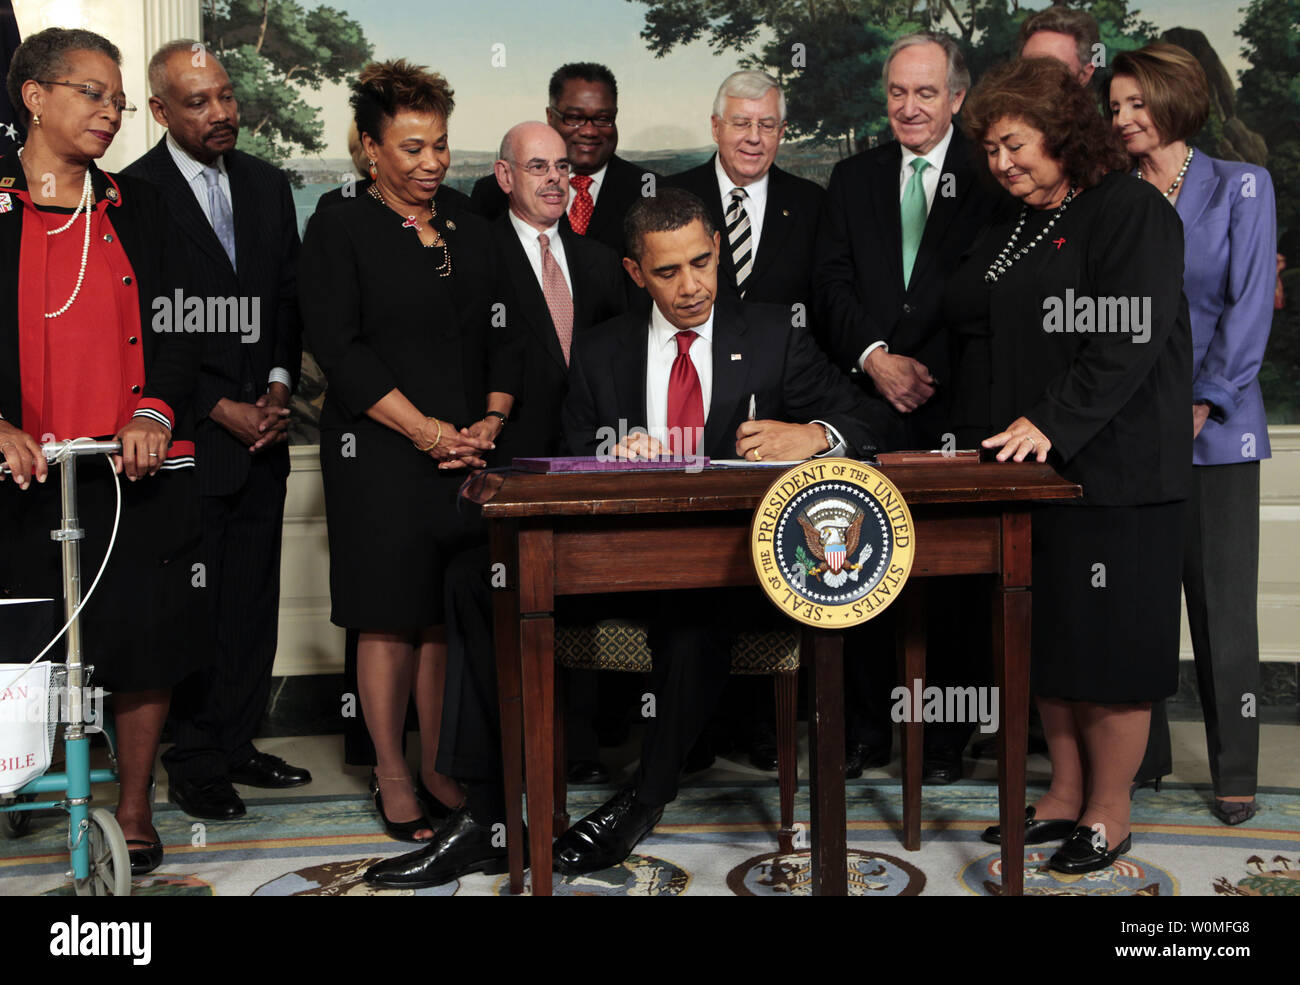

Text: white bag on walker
xmin=0 ymin=662 xmax=59 ymax=795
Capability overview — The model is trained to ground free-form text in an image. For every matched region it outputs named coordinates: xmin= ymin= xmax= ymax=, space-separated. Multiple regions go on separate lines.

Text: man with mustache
xmin=470 ymin=63 xmax=657 ymax=255
xmin=814 ymin=32 xmax=1008 ymax=785
xmin=124 ymin=39 xmax=308 ymax=821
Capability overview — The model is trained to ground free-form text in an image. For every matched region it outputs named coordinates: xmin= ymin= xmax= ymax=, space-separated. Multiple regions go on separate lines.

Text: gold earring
xmin=32 ymin=114 xmax=40 ymax=126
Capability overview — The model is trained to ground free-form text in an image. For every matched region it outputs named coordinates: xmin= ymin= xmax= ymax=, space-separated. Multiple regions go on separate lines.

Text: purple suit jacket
xmin=1173 ymin=151 xmax=1276 ymax=465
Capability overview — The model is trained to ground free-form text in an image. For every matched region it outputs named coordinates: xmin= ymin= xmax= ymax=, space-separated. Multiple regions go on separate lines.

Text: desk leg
xmin=805 ymin=628 xmax=846 ymax=896
xmin=995 ymin=510 xmax=1032 ymax=897
xmin=491 ymin=522 xmax=526 ymax=896
xmin=896 ymin=583 xmax=926 ymax=852
xmin=517 ymin=527 xmax=557 ymax=896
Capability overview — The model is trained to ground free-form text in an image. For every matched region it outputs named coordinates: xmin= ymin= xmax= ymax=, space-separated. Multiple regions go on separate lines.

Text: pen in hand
xmin=748 ymin=393 xmax=756 ymax=421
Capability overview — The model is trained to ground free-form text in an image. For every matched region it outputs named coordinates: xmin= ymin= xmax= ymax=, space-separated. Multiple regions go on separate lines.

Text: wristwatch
xmin=821 ymin=424 xmax=835 ymax=453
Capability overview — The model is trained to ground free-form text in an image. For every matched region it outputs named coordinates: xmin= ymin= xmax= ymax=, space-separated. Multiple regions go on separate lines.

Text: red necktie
xmin=666 ymin=330 xmax=704 ymax=458
xmin=569 ymin=174 xmax=594 ymax=235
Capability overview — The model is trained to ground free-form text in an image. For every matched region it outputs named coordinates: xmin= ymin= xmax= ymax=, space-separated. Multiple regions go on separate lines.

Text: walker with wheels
xmin=1 ymin=438 xmax=133 ymax=895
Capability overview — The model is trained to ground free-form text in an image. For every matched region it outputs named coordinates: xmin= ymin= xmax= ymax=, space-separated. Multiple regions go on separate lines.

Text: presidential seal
xmin=751 ymin=458 xmax=914 ymax=628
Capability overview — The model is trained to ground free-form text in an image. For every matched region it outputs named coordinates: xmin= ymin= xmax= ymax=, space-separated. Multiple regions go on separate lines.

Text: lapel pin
xmin=0 ymin=176 xmax=14 ymax=187
xmin=1053 ymin=237 xmax=1065 ymax=250
xmin=731 ymin=353 xmax=743 ymax=360
xmin=105 ymin=186 xmax=118 ymax=201
xmin=445 ymin=219 xmax=456 ymax=231
xmin=0 ymin=193 xmax=11 ymax=213
xmin=782 ymin=208 xmax=790 ymax=216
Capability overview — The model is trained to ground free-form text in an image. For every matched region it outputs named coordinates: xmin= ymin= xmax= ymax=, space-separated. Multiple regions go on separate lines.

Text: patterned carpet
xmin=4 ymin=781 xmax=1299 ymax=896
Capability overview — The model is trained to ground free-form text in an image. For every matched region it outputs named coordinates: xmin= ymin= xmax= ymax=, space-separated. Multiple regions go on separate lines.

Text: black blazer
xmin=470 ymin=154 xmax=658 ymax=256
xmin=948 ymin=172 xmax=1192 ymax=506
xmin=814 ymin=129 xmax=1008 ymax=442
xmin=123 ymin=139 xmax=302 ymax=497
xmin=489 ymin=214 xmax=627 ymax=463
xmin=0 ymin=155 xmax=199 ymax=445
xmin=665 ymin=157 xmax=824 ymax=318
xmin=562 ymin=293 xmax=899 ymax=460
xmin=298 ymin=189 xmax=523 ymax=466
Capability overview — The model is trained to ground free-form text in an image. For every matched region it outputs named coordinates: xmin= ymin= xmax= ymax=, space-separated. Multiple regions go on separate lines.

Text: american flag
xmin=0 ymin=1 xmax=23 ymax=155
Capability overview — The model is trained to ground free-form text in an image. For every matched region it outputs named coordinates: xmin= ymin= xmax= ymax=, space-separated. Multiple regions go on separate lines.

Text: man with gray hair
xmin=665 ymin=70 xmax=824 ymax=321
xmin=124 ymin=39 xmax=308 ymax=821
xmin=814 ymin=31 xmax=1007 ymax=784
xmin=1017 ymin=5 xmax=1101 ymax=86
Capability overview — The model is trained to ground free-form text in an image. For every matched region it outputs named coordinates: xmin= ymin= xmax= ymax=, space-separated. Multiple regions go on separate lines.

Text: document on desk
xmin=707 ymin=459 xmax=805 ymax=467
xmin=512 ymin=457 xmax=711 ymax=473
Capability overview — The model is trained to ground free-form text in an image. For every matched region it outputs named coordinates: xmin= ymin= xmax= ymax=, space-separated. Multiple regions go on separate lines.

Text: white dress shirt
xmin=715 ymin=154 xmax=770 ymax=254
xmin=644 ymin=302 xmax=845 ymax=457
xmin=508 ymin=209 xmax=572 ymax=295
xmin=165 ymin=132 xmax=289 ymax=390
xmin=858 ymin=123 xmax=955 ymax=373
xmin=567 ymin=161 xmax=607 ymax=214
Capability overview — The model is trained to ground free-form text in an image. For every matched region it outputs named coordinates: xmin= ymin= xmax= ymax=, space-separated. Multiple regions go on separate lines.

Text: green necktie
xmin=900 ymin=157 xmax=930 ymax=287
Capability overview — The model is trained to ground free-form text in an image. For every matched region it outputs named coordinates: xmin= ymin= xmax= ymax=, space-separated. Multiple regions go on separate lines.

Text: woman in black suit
xmin=0 ymin=28 xmax=203 ymax=875
xmin=946 ymin=58 xmax=1191 ymax=873
xmin=299 ymin=60 xmax=520 ymax=841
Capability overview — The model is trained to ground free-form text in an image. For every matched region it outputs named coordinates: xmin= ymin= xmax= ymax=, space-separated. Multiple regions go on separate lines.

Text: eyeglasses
xmin=550 ymin=109 xmax=616 ymax=129
xmin=37 ymin=80 xmax=137 ymax=115
xmin=720 ymin=117 xmax=782 ymax=135
xmin=513 ymin=158 xmax=572 ymax=176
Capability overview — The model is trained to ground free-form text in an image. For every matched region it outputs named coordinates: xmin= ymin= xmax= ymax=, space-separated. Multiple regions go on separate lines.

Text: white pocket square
xmin=731 ymin=353 xmax=743 ymax=361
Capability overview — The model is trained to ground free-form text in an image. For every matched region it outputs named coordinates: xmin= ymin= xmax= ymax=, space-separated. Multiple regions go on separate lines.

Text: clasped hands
xmin=413 ymin=415 xmax=504 ymax=470
xmin=211 ymin=383 xmax=292 ymax=453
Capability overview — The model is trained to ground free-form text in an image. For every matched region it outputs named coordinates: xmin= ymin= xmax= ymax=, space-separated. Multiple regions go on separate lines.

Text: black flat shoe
xmin=922 ymin=748 xmax=963 ymax=785
xmin=228 ymin=751 xmax=312 ymax=788
xmin=1211 ymin=799 xmax=1257 ymax=826
xmin=168 ymin=777 xmax=246 ymax=821
xmin=372 ymin=778 xmax=433 ymax=843
xmin=845 ymin=741 xmax=890 ymax=779
xmin=363 ymin=807 xmax=522 ymax=889
xmin=981 ymin=806 xmax=1078 ymax=846
xmin=126 ymin=836 xmax=164 ymax=876
xmin=1048 ymin=825 xmax=1132 ymax=874
xmin=553 ymin=787 xmax=663 ymax=875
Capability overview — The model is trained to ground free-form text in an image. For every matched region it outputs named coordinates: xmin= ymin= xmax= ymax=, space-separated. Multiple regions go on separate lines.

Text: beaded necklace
xmin=984 ymin=187 xmax=1077 ymax=285
xmin=1136 ymin=146 xmax=1194 ymax=200
xmin=367 ymin=182 xmax=452 ymax=277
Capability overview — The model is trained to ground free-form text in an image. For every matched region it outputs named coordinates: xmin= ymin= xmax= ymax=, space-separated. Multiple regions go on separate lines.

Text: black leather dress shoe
xmin=845 ymin=741 xmax=890 ymax=779
xmin=553 ymin=787 xmax=663 ymax=875
xmin=748 ymin=722 xmax=778 ymax=772
xmin=922 ymin=748 xmax=963 ymax=785
xmin=127 ymin=836 xmax=164 ymax=876
xmin=228 ymin=752 xmax=312 ymax=788
xmin=1049 ymin=825 xmax=1132 ymax=873
xmin=169 ymin=777 xmax=246 ymax=820
xmin=363 ymin=808 xmax=520 ymax=889
xmin=567 ymin=759 xmax=610 ymax=785
xmin=981 ymin=806 xmax=1078 ymax=846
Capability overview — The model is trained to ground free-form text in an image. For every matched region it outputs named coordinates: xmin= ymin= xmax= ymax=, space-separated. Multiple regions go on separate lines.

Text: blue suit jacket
xmin=1173 ymin=151 xmax=1276 ymax=465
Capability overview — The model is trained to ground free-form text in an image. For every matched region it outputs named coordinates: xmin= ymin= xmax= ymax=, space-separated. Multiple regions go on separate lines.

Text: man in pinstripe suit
xmin=125 ymin=40 xmax=309 ymax=819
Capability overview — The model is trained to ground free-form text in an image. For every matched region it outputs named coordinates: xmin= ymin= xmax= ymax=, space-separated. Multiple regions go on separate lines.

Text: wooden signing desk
xmin=474 ymin=461 xmax=1080 ymax=895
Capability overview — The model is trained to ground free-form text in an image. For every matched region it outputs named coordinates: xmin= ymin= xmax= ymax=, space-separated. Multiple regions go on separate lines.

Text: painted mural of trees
xmin=201 ymin=0 xmax=373 ymax=186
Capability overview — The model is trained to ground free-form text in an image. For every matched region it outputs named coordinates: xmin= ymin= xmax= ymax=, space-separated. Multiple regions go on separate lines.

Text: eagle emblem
xmin=795 ymin=498 xmax=873 ymax=589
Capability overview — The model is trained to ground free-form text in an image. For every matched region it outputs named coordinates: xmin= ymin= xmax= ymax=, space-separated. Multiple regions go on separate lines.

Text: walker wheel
xmin=1 ymin=794 xmax=36 ymax=838
xmin=73 ymin=807 xmax=132 ymax=896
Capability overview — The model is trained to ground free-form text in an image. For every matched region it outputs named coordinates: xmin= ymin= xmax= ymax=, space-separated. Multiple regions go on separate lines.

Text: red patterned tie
xmin=538 ymin=233 xmax=574 ymax=363
xmin=666 ymin=330 xmax=704 ymax=458
xmin=569 ymin=173 xmax=595 ymax=235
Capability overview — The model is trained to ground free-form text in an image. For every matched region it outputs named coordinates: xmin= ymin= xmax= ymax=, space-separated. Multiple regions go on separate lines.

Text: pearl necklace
xmin=984 ymin=187 xmax=1077 ymax=284
xmin=1136 ymin=146 xmax=1194 ymax=200
xmin=45 ymin=169 xmax=95 ymax=318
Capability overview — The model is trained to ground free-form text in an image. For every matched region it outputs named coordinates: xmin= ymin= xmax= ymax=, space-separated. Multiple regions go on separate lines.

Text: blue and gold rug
xmin=4 ymin=782 xmax=1298 ymax=896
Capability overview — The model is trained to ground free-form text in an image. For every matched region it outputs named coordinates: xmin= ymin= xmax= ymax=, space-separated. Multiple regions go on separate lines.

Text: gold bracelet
xmin=413 ymin=417 xmax=442 ymax=452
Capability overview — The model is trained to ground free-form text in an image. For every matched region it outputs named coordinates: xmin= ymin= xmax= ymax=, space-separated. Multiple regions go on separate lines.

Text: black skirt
xmin=1031 ymin=502 xmax=1184 ymax=703
xmin=0 ymin=459 xmax=210 ymax=692
xmin=320 ymin=422 xmax=484 ymax=629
